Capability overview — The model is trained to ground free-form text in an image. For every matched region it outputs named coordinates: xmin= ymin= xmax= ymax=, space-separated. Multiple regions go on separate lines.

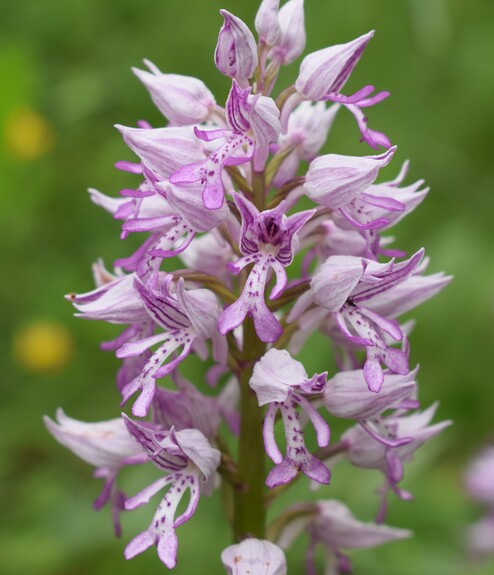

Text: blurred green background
xmin=1 ymin=0 xmax=494 ymax=573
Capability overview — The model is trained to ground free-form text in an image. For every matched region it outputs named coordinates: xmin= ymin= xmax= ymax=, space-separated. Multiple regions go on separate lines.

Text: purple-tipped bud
xmin=255 ymin=0 xmax=281 ymax=46
xmin=296 ymin=31 xmax=374 ymax=100
xmin=304 ymin=147 xmax=396 ymax=209
xmin=222 ymin=539 xmax=287 ymax=575
xmin=215 ymin=10 xmax=258 ymax=84
xmin=270 ymin=0 xmax=306 ymax=65
xmin=132 ymin=61 xmax=215 ymax=126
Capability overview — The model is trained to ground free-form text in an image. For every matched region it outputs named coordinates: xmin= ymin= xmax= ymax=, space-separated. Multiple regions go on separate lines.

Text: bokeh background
xmin=2 ymin=0 xmax=494 ymax=573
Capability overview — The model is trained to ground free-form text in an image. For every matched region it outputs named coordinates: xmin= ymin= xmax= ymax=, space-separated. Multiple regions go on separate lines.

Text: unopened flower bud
xmin=255 ymin=0 xmax=281 ymax=46
xmin=304 ymin=146 xmax=396 ymax=209
xmin=296 ymin=31 xmax=374 ymax=99
xmin=215 ymin=10 xmax=258 ymax=83
xmin=133 ymin=61 xmax=215 ymax=125
xmin=270 ymin=0 xmax=306 ymax=65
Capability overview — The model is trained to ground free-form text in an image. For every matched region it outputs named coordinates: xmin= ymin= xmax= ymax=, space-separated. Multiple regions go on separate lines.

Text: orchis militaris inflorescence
xmin=45 ymin=0 xmax=452 ymax=572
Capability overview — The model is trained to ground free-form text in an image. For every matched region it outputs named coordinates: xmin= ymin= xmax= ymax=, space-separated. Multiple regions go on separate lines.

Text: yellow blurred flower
xmin=13 ymin=320 xmax=73 ymax=374
xmin=4 ymin=106 xmax=55 ymax=161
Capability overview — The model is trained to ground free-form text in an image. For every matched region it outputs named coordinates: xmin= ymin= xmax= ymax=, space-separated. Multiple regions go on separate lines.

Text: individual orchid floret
xmin=132 ymin=60 xmax=216 ymax=126
xmin=123 ymin=420 xmax=220 ymax=568
xmin=342 ymin=402 xmax=451 ymax=519
xmin=304 ymin=146 xmax=396 ymax=211
xmin=329 ymin=160 xmax=430 ymax=258
xmin=281 ymin=31 xmax=390 ymax=148
xmin=117 ymin=275 xmax=227 ymax=417
xmin=250 ymin=349 xmax=330 ymax=487
xmin=222 ymin=538 xmax=287 ymax=575
xmin=171 ymin=81 xmax=280 ymax=208
xmin=269 ymin=0 xmax=306 ymax=66
xmin=278 ymin=500 xmax=411 ymax=574
xmin=272 ymin=101 xmax=339 ymax=187
xmin=288 ymin=252 xmax=445 ymax=360
xmin=324 ymin=367 xmax=419 ymax=446
xmin=66 ymin=270 xmax=149 ymax=325
xmin=116 ymin=124 xmax=206 ymax=180
xmin=310 ymin=249 xmax=425 ymax=392
xmin=219 ymin=195 xmax=315 ymax=343
xmin=44 ymin=410 xmax=146 ymax=536
xmin=44 ymin=409 xmax=143 ymax=467
xmin=296 ymin=32 xmax=374 ymax=100
xmin=255 ymin=0 xmax=281 ymax=47
xmin=215 ymin=10 xmax=258 ymax=85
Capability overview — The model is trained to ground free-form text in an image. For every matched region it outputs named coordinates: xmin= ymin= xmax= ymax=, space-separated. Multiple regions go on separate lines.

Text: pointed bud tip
xmin=131 ymin=66 xmax=148 ymax=81
xmin=359 ymin=30 xmax=375 ymax=43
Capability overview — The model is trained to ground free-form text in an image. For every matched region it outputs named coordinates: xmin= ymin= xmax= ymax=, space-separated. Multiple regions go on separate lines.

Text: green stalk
xmin=233 ymin=317 xmax=266 ymax=541
xmin=252 ymin=169 xmax=266 ymax=211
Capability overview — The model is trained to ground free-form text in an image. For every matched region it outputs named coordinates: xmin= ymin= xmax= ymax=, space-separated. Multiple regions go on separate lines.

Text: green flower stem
xmin=266 ymin=176 xmax=305 ymax=209
xmin=268 ymin=280 xmax=310 ymax=312
xmin=226 ymin=166 xmax=252 ymax=195
xmin=252 ymin=169 xmax=266 ymax=211
xmin=233 ymin=316 xmax=266 ymax=541
xmin=265 ymin=504 xmax=317 ymax=543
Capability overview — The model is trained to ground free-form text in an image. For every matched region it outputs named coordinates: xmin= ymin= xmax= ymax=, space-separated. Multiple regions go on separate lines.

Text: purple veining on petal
xmin=219 ymin=196 xmax=314 ymax=342
xmin=250 ymin=349 xmax=330 ymax=485
xmin=311 ymin=251 xmax=427 ymax=391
